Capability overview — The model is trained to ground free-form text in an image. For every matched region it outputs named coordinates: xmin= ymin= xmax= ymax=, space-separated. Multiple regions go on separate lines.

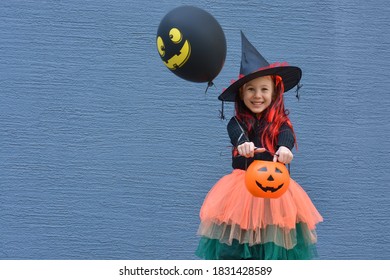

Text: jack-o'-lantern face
xmin=156 ymin=5 xmax=226 ymax=83
xmin=245 ymin=160 xmax=290 ymax=198
xmin=156 ymin=27 xmax=191 ymax=70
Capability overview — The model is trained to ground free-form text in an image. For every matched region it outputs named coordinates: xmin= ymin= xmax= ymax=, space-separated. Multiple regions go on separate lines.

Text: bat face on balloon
xmin=156 ymin=28 xmax=191 ymax=70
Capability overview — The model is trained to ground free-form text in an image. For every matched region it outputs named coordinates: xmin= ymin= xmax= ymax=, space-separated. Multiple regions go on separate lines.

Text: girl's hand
xmin=273 ymin=146 xmax=293 ymax=164
xmin=237 ymin=142 xmax=266 ymax=158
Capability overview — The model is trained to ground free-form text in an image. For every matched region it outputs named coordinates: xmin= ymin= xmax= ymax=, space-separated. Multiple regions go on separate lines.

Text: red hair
xmin=235 ymin=75 xmax=297 ymax=154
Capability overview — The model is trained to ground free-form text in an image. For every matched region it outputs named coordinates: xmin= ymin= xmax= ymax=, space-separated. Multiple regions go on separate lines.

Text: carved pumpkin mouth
xmin=163 ymin=40 xmax=191 ymax=70
xmin=255 ymin=181 xmax=284 ymax=193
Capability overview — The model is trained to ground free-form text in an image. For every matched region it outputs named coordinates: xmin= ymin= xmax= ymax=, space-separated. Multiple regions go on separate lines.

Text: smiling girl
xmin=195 ymin=32 xmax=323 ymax=260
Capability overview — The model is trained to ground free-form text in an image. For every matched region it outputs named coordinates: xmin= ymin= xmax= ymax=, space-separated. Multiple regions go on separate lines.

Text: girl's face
xmin=240 ymin=75 xmax=274 ymax=115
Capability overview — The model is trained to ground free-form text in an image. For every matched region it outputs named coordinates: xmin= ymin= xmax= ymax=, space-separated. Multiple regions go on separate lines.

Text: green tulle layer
xmin=196 ymin=223 xmax=318 ymax=260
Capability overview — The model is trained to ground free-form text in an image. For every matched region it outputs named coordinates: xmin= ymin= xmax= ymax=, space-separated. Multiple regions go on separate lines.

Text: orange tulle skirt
xmin=196 ymin=169 xmax=323 ymax=259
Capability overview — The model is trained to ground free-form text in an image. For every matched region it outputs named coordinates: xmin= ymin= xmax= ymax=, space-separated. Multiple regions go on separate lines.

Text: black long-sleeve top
xmin=227 ymin=116 xmax=295 ymax=170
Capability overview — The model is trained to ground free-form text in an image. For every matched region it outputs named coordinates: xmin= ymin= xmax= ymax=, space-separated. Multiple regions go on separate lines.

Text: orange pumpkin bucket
xmin=245 ymin=160 xmax=290 ymax=198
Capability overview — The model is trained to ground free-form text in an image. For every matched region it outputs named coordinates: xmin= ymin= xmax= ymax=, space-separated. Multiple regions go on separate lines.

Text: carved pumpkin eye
xmin=169 ymin=28 xmax=182 ymax=44
xmin=245 ymin=160 xmax=290 ymax=199
xmin=156 ymin=36 xmax=165 ymax=57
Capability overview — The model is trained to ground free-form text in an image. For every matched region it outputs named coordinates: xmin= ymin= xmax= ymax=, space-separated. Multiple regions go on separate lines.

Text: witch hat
xmin=218 ymin=31 xmax=302 ymax=102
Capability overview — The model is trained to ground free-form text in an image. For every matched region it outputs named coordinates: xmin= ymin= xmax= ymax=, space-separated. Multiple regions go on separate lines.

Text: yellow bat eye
xmin=156 ymin=36 xmax=165 ymax=57
xmin=169 ymin=28 xmax=182 ymax=44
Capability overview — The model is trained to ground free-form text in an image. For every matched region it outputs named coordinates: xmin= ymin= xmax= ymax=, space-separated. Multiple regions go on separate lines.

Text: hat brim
xmin=218 ymin=66 xmax=302 ymax=102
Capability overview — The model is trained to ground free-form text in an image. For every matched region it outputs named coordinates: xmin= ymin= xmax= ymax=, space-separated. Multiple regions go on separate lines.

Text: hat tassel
xmin=219 ymin=101 xmax=225 ymax=120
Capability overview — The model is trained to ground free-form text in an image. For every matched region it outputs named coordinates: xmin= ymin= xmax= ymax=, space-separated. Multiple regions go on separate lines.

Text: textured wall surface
xmin=0 ymin=0 xmax=389 ymax=259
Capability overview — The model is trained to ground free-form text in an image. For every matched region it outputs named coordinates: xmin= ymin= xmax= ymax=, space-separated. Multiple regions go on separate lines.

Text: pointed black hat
xmin=218 ymin=31 xmax=302 ymax=102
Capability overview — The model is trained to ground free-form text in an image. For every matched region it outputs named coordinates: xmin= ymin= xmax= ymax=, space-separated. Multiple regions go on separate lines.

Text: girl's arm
xmin=227 ymin=117 xmax=249 ymax=147
xmin=277 ymin=123 xmax=295 ymax=151
xmin=274 ymin=123 xmax=295 ymax=164
xmin=227 ymin=117 xmax=265 ymax=158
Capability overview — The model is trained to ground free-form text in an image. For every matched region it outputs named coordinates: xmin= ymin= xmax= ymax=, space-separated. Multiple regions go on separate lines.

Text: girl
xmin=195 ymin=32 xmax=323 ymax=260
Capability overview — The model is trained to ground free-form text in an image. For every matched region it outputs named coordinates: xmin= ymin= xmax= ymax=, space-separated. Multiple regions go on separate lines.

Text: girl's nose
xmin=254 ymin=89 xmax=262 ymax=97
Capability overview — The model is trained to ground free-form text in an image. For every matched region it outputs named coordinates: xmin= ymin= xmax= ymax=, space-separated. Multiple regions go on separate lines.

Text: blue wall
xmin=0 ymin=0 xmax=389 ymax=259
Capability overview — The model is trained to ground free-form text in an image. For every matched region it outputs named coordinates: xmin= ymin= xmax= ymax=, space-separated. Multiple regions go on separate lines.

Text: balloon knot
xmin=205 ymin=81 xmax=215 ymax=94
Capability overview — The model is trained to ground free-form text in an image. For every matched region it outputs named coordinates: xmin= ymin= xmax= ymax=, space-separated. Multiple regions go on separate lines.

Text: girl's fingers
xmin=238 ymin=142 xmax=256 ymax=158
xmin=248 ymin=142 xmax=255 ymax=157
xmin=254 ymin=147 xmax=266 ymax=153
xmin=274 ymin=146 xmax=293 ymax=164
xmin=237 ymin=144 xmax=294 ymax=162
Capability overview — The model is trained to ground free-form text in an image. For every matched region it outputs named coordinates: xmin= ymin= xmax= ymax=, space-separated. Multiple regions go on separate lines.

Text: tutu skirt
xmin=196 ymin=169 xmax=323 ymax=260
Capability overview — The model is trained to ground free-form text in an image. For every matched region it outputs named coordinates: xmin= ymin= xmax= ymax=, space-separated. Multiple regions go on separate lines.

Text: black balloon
xmin=156 ymin=5 xmax=226 ymax=83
